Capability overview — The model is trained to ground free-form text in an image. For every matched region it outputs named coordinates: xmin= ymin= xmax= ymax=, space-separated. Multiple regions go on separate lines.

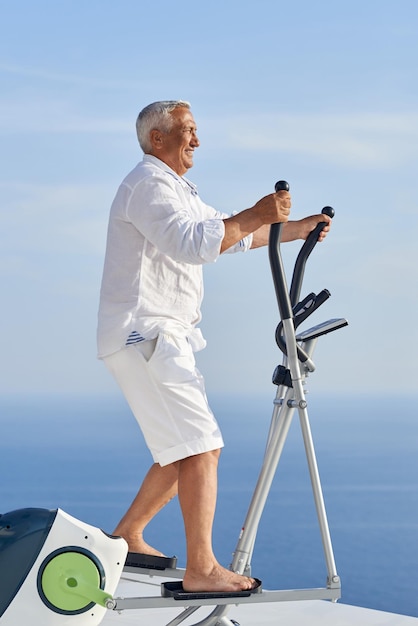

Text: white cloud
xmin=0 ymin=97 xmax=132 ymax=134
xmin=0 ymin=182 xmax=112 ymax=260
xmin=0 ymin=61 xmax=141 ymax=90
xmin=206 ymin=112 xmax=418 ymax=169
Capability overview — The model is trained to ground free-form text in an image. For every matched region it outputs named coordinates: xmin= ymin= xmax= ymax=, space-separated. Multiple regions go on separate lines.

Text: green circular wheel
xmin=38 ymin=549 xmax=105 ymax=615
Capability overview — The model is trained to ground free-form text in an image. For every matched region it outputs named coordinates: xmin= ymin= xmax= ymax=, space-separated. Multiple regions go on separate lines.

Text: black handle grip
xmin=275 ymin=180 xmax=290 ymax=192
xmin=289 ymin=205 xmax=334 ymax=306
xmin=308 ymin=206 xmax=334 ymax=243
xmin=322 ymin=206 xmax=334 ymax=218
xmin=269 ymin=181 xmax=292 ymax=320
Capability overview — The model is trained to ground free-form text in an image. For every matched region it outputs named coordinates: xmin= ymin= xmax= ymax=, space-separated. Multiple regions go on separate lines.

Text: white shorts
xmin=103 ymin=333 xmax=224 ymax=466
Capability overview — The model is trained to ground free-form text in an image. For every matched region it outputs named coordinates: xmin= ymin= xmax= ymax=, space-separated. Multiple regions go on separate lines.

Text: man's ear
xmin=150 ymin=129 xmax=164 ymax=150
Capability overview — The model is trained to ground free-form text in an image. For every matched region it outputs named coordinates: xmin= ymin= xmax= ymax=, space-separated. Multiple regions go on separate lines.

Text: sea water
xmin=1 ymin=392 xmax=417 ymax=617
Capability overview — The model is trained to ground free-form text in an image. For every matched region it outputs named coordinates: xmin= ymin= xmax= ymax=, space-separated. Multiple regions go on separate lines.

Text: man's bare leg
xmin=113 ymin=462 xmax=178 ymax=555
xmin=179 ymin=450 xmax=256 ymax=592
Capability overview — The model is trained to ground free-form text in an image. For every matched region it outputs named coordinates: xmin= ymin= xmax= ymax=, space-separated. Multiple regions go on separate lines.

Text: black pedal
xmin=161 ymin=579 xmax=262 ymax=600
xmin=125 ymin=552 xmax=177 ymax=570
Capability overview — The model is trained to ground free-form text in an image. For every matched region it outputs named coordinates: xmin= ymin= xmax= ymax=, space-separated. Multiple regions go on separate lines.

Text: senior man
xmin=97 ymin=100 xmax=330 ymax=593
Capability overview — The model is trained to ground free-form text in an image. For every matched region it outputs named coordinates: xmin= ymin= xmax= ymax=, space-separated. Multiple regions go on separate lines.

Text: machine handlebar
xmin=269 ymin=181 xmax=334 ymax=358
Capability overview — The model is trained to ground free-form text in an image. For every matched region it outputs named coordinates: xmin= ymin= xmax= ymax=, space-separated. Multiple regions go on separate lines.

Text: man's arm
xmin=250 ymin=215 xmax=332 ymax=249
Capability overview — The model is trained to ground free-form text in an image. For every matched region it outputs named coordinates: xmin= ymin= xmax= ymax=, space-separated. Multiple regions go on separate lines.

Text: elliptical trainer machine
xmin=0 ymin=181 xmax=347 ymax=626
xmin=108 ymin=181 xmax=348 ymax=624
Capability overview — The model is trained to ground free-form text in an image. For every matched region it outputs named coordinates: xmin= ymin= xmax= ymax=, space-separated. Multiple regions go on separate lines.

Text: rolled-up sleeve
xmin=197 ymin=218 xmax=225 ymax=262
xmin=222 ymin=232 xmax=253 ymax=254
xmin=197 ymin=218 xmax=253 ymax=258
xmin=124 ymin=169 xmax=251 ymax=264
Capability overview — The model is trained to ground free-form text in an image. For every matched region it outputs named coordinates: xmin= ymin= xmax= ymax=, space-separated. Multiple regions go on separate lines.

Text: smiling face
xmin=149 ymin=106 xmax=200 ymax=176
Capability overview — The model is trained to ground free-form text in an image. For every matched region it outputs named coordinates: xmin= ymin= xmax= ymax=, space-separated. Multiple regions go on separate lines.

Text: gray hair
xmin=136 ymin=100 xmax=191 ymax=153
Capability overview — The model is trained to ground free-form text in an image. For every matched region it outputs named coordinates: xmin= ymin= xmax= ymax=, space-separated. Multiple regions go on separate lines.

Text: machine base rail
xmin=109 ymin=585 xmax=341 ymax=611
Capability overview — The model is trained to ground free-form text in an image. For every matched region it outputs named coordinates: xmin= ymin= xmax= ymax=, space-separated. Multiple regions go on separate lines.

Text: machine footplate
xmin=125 ymin=552 xmax=177 ymax=570
xmin=161 ymin=579 xmax=262 ymax=600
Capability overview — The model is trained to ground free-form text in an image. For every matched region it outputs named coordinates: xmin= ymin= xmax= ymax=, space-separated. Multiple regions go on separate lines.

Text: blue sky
xmin=1 ymin=0 xmax=417 ymax=397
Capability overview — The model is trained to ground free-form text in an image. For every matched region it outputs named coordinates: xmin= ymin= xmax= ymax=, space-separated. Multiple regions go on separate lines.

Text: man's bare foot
xmin=113 ymin=529 xmax=165 ymax=557
xmin=182 ymin=562 xmax=257 ymax=593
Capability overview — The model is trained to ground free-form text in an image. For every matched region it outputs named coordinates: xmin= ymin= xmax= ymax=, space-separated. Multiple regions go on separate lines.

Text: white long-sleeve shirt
xmin=97 ymin=155 xmax=252 ymax=358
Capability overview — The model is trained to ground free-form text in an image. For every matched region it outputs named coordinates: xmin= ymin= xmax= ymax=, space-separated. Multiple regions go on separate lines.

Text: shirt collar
xmin=143 ymin=154 xmax=198 ymax=196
